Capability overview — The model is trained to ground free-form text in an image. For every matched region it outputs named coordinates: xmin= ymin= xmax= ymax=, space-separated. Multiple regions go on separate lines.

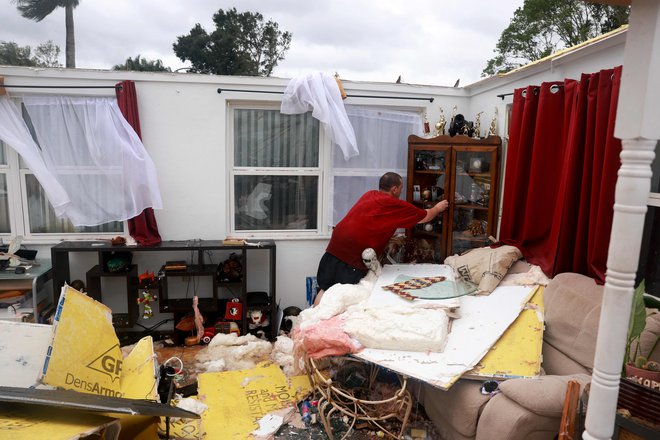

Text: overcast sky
xmin=0 ymin=0 xmax=524 ymax=87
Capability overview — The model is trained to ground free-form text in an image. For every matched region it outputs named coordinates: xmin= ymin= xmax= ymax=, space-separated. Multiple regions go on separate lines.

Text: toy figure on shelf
xmin=248 ymin=309 xmax=270 ymax=339
xmin=423 ymin=112 xmax=431 ymax=136
xmin=473 ymin=111 xmax=484 ymax=138
xmin=435 ymin=107 xmax=446 ymax=136
xmin=488 ymin=107 xmax=498 ymax=136
xmin=137 ymin=289 xmax=157 ymax=319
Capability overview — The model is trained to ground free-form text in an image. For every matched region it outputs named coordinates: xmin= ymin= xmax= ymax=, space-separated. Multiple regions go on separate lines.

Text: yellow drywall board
xmin=467 ymin=286 xmax=544 ymax=379
xmin=41 ymin=286 xmax=124 ymax=396
xmin=120 ymin=336 xmax=158 ymax=400
xmin=0 ymin=402 xmax=120 ymax=440
xmin=197 ymin=362 xmax=312 ymax=439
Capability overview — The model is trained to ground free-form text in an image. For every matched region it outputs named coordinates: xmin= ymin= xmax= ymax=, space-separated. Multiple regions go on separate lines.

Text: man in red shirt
xmin=315 ymin=172 xmax=448 ymax=304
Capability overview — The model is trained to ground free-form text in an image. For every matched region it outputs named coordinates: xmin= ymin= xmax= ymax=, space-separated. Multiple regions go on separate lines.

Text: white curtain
xmin=0 ymin=96 xmax=70 ymax=217
xmin=281 ymin=72 xmax=359 ymax=160
xmin=21 ymin=96 xmax=162 ymax=226
xmin=330 ymin=105 xmax=422 ymax=225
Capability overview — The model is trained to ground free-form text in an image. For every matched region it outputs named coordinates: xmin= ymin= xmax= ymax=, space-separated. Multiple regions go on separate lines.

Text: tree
xmin=483 ymin=0 xmax=629 ymax=76
xmin=173 ymin=8 xmax=292 ymax=76
xmin=33 ymin=40 xmax=61 ymax=67
xmin=0 ymin=40 xmax=61 ymax=67
xmin=113 ymin=55 xmax=171 ymax=72
xmin=13 ymin=0 xmax=80 ymax=68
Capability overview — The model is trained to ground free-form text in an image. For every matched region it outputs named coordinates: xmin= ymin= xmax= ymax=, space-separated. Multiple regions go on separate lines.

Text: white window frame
xmin=226 ymin=102 xmax=331 ymax=239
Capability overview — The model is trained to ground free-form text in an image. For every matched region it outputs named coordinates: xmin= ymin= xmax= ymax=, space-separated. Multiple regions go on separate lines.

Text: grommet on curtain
xmin=521 ymin=89 xmax=527 ymax=98
xmin=550 ymin=84 xmax=560 ymax=94
xmin=534 ymin=88 xmax=539 ymax=95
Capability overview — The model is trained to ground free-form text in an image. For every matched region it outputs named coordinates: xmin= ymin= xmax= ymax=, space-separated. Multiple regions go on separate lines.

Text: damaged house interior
xmin=0 ymin=1 xmax=659 ymax=439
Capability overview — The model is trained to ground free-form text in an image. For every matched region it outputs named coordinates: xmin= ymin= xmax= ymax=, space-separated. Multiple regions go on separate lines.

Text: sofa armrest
xmin=498 ymin=374 xmax=591 ymax=417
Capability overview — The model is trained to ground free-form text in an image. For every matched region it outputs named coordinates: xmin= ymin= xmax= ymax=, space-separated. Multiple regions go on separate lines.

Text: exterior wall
xmin=0 ymin=29 xmax=626 ymax=315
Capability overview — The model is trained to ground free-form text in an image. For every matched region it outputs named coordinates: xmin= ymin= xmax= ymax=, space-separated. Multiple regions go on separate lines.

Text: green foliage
xmin=113 ymin=55 xmax=171 ymax=72
xmin=625 ymin=280 xmax=660 ymax=372
xmin=0 ymin=40 xmax=61 ymax=67
xmin=173 ymin=7 xmax=292 ymax=76
xmin=483 ymin=0 xmax=629 ymax=76
xmin=13 ymin=0 xmax=80 ymax=68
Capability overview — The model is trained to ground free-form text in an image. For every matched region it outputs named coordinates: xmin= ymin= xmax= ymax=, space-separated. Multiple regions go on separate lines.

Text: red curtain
xmin=499 ymin=67 xmax=622 ymax=283
xmin=115 ymin=80 xmax=162 ymax=246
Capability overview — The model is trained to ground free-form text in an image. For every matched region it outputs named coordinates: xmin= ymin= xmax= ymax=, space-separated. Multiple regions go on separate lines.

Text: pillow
xmin=444 ymin=245 xmax=523 ymax=293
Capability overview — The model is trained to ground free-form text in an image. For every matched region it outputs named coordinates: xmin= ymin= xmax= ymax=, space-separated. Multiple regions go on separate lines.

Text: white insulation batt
xmin=343 ymin=305 xmax=450 ymax=352
xmin=353 ymin=264 xmax=536 ymax=390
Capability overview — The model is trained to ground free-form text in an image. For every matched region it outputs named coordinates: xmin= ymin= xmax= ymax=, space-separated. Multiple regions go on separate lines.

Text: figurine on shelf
xmin=137 ymin=289 xmax=157 ymax=319
xmin=488 ymin=107 xmax=498 ymax=136
xmin=435 ymin=107 xmax=446 ymax=136
xmin=423 ymin=112 xmax=431 ymax=137
xmin=473 ymin=111 xmax=484 ymax=139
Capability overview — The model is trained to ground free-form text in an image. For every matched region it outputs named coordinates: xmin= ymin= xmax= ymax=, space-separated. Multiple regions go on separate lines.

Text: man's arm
xmin=420 ymin=200 xmax=449 ymax=223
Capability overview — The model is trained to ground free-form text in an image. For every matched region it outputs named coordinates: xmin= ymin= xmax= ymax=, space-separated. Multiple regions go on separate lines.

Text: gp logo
xmin=87 ymin=344 xmax=122 ymax=383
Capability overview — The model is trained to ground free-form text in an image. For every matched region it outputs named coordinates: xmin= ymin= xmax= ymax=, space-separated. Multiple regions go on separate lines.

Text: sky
xmin=0 ymin=0 xmax=524 ymax=87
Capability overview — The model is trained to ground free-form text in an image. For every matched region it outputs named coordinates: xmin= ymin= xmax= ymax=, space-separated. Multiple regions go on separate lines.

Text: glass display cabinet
xmin=406 ymin=134 xmax=501 ymax=261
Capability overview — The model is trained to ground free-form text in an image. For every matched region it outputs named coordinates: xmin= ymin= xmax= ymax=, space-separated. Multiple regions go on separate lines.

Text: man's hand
xmin=420 ymin=199 xmax=449 ymax=223
xmin=435 ymin=199 xmax=449 ymax=212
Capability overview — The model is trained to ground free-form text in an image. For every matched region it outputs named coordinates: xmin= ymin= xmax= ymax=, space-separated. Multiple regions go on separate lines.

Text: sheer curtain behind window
xmin=22 ymin=96 xmax=162 ymax=227
xmin=330 ymin=106 xmax=422 ymax=226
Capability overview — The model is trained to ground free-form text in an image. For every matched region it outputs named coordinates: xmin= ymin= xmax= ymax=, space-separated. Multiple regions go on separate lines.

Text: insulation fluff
xmin=342 ymin=305 xmax=450 ymax=352
xmin=196 ymin=332 xmax=272 ymax=372
xmin=270 ymin=335 xmax=296 ymax=376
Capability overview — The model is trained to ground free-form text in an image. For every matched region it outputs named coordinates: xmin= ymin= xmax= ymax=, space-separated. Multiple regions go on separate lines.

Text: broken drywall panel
xmin=0 ymin=321 xmax=52 ymax=387
xmin=465 ymin=287 xmax=544 ymax=380
xmin=197 ymin=361 xmax=312 ymax=439
xmin=41 ymin=286 xmax=124 ymax=397
xmin=0 ymin=401 xmax=121 ymax=440
xmin=355 ymin=266 xmax=537 ymax=390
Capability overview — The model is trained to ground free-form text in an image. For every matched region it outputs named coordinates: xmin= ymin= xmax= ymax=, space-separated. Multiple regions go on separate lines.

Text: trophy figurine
xmin=488 ymin=107 xmax=498 ymax=137
xmin=423 ymin=112 xmax=431 ymax=137
xmin=473 ymin=111 xmax=483 ymax=139
xmin=435 ymin=107 xmax=446 ymax=136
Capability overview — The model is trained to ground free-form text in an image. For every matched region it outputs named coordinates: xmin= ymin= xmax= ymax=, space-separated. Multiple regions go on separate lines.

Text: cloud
xmin=0 ymin=0 xmax=523 ymax=85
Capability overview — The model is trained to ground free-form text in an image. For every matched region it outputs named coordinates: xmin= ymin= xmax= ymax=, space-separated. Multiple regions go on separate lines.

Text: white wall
xmin=0 ymin=29 xmax=626 ymax=315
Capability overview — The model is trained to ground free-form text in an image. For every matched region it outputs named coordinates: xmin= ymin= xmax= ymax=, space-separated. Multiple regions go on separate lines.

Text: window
xmin=330 ymin=106 xmax=422 ymax=225
xmin=0 ymin=109 xmax=124 ymax=240
xmin=229 ymin=106 xmax=323 ymax=236
xmin=228 ymin=104 xmax=423 ymax=237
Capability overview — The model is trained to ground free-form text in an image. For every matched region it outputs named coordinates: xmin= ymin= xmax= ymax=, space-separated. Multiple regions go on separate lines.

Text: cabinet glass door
xmin=450 ymin=148 xmax=495 ymax=255
xmin=408 ymin=146 xmax=450 ymax=262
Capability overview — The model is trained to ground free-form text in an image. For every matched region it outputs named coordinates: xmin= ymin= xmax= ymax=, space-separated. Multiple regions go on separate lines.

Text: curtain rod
xmin=497 ymin=83 xmax=565 ymax=100
xmin=0 ymin=85 xmax=122 ymax=90
xmin=217 ymin=87 xmax=434 ymax=102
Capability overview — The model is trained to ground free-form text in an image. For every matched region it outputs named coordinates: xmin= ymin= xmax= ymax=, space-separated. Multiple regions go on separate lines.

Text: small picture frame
xmin=469 ymin=157 xmax=483 ymax=173
xmin=413 ymin=185 xmax=421 ymax=202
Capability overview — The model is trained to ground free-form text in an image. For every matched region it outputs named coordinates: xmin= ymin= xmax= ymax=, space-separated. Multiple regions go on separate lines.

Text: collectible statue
xmin=473 ymin=111 xmax=484 ymax=139
xmin=488 ymin=107 xmax=498 ymax=136
xmin=423 ymin=112 xmax=431 ymax=136
xmin=435 ymin=107 xmax=446 ymax=136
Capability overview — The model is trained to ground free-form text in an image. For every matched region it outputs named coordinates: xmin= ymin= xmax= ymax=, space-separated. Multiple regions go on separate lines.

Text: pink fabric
xmin=295 ymin=315 xmax=362 ymax=359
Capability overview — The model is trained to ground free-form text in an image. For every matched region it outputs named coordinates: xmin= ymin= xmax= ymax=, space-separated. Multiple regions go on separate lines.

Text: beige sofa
xmin=414 ymin=272 xmax=660 ymax=440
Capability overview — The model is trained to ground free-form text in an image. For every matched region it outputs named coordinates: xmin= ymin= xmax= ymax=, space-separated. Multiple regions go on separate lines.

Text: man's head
xmin=379 ymin=172 xmax=403 ymax=198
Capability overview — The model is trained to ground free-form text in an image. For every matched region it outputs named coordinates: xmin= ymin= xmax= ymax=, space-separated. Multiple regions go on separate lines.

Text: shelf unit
xmin=51 ymin=240 xmax=277 ymax=339
xmin=407 ymin=134 xmax=501 ymax=261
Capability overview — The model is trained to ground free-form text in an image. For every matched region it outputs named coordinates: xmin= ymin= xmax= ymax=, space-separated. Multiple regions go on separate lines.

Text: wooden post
xmin=583 ymin=1 xmax=660 ymax=439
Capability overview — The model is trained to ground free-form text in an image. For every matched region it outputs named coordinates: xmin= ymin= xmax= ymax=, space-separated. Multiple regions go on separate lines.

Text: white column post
xmin=583 ymin=1 xmax=660 ymax=439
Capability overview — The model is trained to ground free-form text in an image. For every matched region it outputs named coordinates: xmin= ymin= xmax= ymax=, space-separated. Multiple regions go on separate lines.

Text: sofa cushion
xmin=541 ymin=341 xmax=591 ymax=376
xmin=543 ymin=273 xmax=603 ymax=371
xmin=498 ymin=374 xmax=591 ymax=417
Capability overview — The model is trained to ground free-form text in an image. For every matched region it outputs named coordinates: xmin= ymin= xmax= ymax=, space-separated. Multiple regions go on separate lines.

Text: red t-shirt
xmin=326 ymin=190 xmax=426 ymax=269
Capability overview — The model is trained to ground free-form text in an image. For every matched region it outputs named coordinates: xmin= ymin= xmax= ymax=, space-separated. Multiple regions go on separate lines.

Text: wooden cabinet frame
xmin=406 ymin=135 xmax=501 ymax=261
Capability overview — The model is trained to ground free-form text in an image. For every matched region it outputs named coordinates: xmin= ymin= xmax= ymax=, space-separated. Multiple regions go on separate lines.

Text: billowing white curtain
xmin=0 ymin=96 xmax=70 ymax=217
xmin=22 ymin=96 xmax=162 ymax=226
xmin=330 ymin=105 xmax=422 ymax=225
xmin=281 ymin=72 xmax=359 ymax=160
